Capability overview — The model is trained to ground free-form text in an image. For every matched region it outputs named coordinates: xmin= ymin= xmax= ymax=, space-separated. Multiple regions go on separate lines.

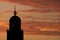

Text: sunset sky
xmin=0 ymin=0 xmax=60 ymax=35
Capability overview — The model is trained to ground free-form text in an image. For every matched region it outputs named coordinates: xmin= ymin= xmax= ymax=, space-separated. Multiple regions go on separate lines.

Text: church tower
xmin=7 ymin=6 xmax=23 ymax=40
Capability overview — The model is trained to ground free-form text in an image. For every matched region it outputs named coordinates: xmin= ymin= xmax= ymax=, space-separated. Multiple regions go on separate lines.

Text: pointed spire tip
xmin=14 ymin=5 xmax=17 ymax=16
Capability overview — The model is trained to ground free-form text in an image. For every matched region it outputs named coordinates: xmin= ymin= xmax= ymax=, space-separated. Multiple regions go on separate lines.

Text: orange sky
xmin=0 ymin=0 xmax=60 ymax=35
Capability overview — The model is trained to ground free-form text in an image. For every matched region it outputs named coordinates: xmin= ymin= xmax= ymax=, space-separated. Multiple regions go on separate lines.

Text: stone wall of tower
xmin=7 ymin=30 xmax=23 ymax=40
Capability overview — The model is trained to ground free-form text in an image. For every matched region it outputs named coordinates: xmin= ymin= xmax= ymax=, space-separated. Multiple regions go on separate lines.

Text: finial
xmin=14 ymin=5 xmax=17 ymax=16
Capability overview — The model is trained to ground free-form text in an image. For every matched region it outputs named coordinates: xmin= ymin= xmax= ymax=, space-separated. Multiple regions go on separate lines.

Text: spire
xmin=14 ymin=5 xmax=17 ymax=16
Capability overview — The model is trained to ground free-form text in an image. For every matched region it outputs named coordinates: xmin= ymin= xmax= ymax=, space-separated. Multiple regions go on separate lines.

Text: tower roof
xmin=9 ymin=5 xmax=21 ymax=30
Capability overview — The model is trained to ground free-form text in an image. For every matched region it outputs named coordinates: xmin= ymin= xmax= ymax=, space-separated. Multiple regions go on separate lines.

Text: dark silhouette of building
xmin=7 ymin=6 xmax=23 ymax=40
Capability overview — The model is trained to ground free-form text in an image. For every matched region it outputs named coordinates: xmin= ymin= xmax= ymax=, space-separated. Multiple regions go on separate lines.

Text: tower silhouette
xmin=7 ymin=6 xmax=23 ymax=40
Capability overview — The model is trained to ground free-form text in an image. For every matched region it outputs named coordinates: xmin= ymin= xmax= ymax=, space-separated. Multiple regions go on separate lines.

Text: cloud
xmin=25 ymin=31 xmax=60 ymax=35
xmin=0 ymin=21 xmax=8 ymax=32
xmin=17 ymin=8 xmax=60 ymax=13
xmin=0 ymin=0 xmax=60 ymax=12
xmin=6 ymin=0 xmax=60 ymax=8
xmin=0 ymin=0 xmax=58 ymax=13
xmin=22 ymin=21 xmax=60 ymax=32
xmin=22 ymin=21 xmax=60 ymax=35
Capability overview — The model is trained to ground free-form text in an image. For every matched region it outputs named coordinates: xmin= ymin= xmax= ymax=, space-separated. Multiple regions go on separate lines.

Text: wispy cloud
xmin=6 ymin=0 xmax=60 ymax=8
xmin=1 ymin=0 xmax=60 ymax=13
